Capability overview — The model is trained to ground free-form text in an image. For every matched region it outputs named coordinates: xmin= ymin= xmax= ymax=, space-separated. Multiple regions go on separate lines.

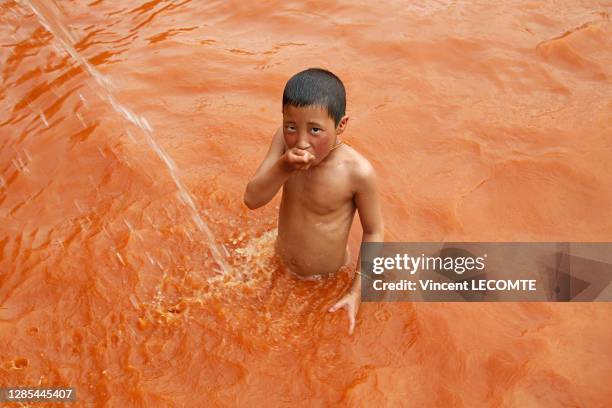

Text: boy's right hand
xmin=282 ymin=148 xmax=315 ymax=171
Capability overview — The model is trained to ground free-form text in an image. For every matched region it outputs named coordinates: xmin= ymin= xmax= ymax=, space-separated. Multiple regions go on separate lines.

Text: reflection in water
xmin=1 ymin=0 xmax=611 ymax=406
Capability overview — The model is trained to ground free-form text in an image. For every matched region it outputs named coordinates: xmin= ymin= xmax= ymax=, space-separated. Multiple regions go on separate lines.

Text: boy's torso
xmin=276 ymin=144 xmax=363 ymax=277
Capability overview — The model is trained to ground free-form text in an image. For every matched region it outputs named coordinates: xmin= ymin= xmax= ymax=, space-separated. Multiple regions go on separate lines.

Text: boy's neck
xmin=329 ymin=138 xmax=344 ymax=152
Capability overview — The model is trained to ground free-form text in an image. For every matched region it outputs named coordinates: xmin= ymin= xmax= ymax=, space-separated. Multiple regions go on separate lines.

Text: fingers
xmin=289 ymin=149 xmax=315 ymax=162
xmin=285 ymin=148 xmax=316 ymax=172
xmin=329 ymin=301 xmax=357 ymax=335
xmin=346 ymin=303 xmax=355 ymax=335
xmin=328 ymin=300 xmax=347 ymax=313
xmin=287 ymin=156 xmax=313 ymax=170
xmin=297 ymin=154 xmax=315 ymax=164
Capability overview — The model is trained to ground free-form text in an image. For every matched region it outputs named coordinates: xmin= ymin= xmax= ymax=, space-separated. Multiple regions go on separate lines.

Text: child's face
xmin=282 ymin=104 xmax=348 ymax=165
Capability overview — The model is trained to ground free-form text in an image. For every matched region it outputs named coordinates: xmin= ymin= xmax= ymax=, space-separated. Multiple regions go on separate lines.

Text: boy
xmin=243 ymin=68 xmax=384 ymax=335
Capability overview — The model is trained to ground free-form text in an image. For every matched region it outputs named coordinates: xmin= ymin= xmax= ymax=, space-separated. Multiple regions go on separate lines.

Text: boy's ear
xmin=336 ymin=115 xmax=349 ymax=134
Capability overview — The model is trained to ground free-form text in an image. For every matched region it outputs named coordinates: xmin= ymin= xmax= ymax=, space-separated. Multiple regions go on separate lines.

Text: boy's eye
xmin=285 ymin=125 xmax=296 ymax=132
xmin=311 ymin=127 xmax=321 ymax=134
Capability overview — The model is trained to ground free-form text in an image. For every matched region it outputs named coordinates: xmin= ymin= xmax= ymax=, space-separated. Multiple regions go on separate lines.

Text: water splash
xmin=22 ymin=0 xmax=229 ymax=273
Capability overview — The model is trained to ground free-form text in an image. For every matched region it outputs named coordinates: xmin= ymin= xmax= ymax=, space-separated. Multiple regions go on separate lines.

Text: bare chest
xmin=283 ymin=169 xmax=354 ymax=215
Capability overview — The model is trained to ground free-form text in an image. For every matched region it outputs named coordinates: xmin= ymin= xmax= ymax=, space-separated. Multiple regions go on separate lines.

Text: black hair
xmin=282 ymin=68 xmax=346 ymax=126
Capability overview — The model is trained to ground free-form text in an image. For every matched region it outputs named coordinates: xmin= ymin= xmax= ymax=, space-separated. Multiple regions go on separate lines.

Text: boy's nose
xmin=296 ymin=133 xmax=311 ymax=149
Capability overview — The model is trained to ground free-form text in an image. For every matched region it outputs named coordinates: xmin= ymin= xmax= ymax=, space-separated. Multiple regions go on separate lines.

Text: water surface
xmin=1 ymin=0 xmax=611 ymax=406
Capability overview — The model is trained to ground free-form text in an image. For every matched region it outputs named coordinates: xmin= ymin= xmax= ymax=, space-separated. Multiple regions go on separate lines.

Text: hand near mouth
xmin=283 ymin=147 xmax=315 ymax=171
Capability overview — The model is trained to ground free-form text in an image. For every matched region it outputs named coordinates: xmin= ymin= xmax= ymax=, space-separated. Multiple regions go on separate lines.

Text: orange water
xmin=1 ymin=0 xmax=611 ymax=406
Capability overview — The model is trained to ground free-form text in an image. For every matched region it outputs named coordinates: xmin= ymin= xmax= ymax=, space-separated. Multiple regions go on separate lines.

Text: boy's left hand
xmin=328 ymin=290 xmax=360 ymax=335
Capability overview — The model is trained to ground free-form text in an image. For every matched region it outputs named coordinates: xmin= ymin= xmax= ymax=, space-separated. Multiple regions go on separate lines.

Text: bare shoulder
xmin=339 ymin=144 xmax=376 ymax=188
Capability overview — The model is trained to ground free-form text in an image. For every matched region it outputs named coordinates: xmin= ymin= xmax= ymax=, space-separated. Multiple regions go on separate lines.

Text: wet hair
xmin=282 ymin=68 xmax=346 ymax=126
